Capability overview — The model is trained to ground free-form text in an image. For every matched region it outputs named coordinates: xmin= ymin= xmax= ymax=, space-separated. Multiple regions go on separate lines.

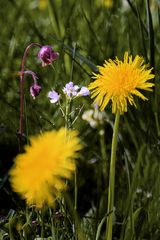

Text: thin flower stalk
xmin=18 ymin=43 xmax=42 ymax=149
xmin=106 ymin=112 xmax=120 ymax=240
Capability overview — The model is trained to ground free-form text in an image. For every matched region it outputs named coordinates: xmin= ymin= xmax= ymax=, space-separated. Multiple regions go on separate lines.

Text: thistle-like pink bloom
xmin=38 ymin=45 xmax=59 ymax=67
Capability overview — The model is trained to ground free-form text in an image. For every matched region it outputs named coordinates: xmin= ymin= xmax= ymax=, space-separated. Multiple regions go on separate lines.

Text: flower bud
xmin=38 ymin=45 xmax=59 ymax=67
xmin=30 ymin=84 xmax=42 ymax=99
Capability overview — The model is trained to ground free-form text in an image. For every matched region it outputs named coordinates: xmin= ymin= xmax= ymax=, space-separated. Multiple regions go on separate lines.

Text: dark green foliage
xmin=1 ymin=0 xmax=160 ymax=239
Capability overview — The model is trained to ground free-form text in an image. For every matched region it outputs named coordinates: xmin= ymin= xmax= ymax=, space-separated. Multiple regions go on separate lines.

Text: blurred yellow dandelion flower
xmin=88 ymin=52 xmax=155 ymax=114
xmin=102 ymin=0 xmax=113 ymax=8
xmin=39 ymin=0 xmax=47 ymax=10
xmin=9 ymin=128 xmax=82 ymax=208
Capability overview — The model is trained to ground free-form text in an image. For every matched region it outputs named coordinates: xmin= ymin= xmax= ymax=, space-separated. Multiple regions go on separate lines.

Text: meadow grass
xmin=0 ymin=0 xmax=160 ymax=239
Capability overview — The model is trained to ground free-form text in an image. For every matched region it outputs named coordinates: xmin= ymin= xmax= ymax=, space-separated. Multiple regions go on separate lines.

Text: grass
xmin=0 ymin=0 xmax=160 ymax=239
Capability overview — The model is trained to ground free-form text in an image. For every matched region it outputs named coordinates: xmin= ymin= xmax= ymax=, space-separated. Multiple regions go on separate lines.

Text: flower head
xmin=30 ymin=84 xmax=42 ymax=99
xmin=82 ymin=103 xmax=105 ymax=128
xmin=39 ymin=0 xmax=47 ymax=10
xmin=78 ymin=87 xmax=90 ymax=96
xmin=88 ymin=52 xmax=155 ymax=114
xmin=63 ymin=82 xmax=79 ymax=98
xmin=102 ymin=0 xmax=113 ymax=8
xmin=9 ymin=128 xmax=82 ymax=208
xmin=38 ymin=45 xmax=59 ymax=67
xmin=48 ymin=90 xmax=60 ymax=103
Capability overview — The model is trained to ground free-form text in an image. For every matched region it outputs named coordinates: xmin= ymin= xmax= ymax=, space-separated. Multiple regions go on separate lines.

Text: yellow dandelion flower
xmin=88 ymin=52 xmax=155 ymax=114
xmin=102 ymin=0 xmax=113 ymax=8
xmin=9 ymin=128 xmax=82 ymax=208
xmin=39 ymin=0 xmax=47 ymax=10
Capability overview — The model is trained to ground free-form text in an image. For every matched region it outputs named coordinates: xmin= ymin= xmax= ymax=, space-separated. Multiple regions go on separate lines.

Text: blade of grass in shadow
xmin=154 ymin=76 xmax=160 ymax=137
xmin=120 ymin=144 xmax=146 ymax=240
xmin=95 ymin=214 xmax=108 ymax=240
xmin=126 ymin=0 xmax=148 ymax=34
xmin=80 ymin=6 xmax=104 ymax=56
xmin=61 ymin=41 xmax=98 ymax=72
xmin=63 ymin=192 xmax=86 ymax=240
xmin=124 ymin=148 xmax=134 ymax=238
xmin=135 ymin=2 xmax=148 ymax=61
xmin=123 ymin=207 xmax=146 ymax=240
xmin=127 ymin=0 xmax=157 ymax=64
xmin=146 ymin=0 xmax=155 ymax=69
xmin=124 ymin=116 xmax=139 ymax=152
xmin=47 ymin=0 xmax=63 ymax=37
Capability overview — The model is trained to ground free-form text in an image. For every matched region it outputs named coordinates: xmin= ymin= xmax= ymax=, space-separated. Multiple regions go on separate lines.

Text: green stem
xmin=9 ymin=217 xmax=14 ymax=240
xmin=40 ymin=208 xmax=44 ymax=238
xmin=154 ymin=112 xmax=160 ymax=137
xmin=99 ymin=127 xmax=107 ymax=177
xmin=74 ymin=167 xmax=78 ymax=240
xmin=106 ymin=112 xmax=120 ymax=240
xmin=49 ymin=208 xmax=56 ymax=239
xmin=65 ymin=98 xmax=71 ymax=130
xmin=24 ymin=95 xmax=29 ymax=144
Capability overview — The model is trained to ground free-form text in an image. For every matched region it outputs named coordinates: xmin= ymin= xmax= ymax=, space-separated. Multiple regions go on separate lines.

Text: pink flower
xmin=30 ymin=84 xmax=42 ymax=99
xmin=38 ymin=45 xmax=59 ymax=67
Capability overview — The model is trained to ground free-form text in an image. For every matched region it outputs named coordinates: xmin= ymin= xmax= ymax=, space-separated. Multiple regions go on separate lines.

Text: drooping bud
xmin=38 ymin=45 xmax=59 ymax=67
xmin=30 ymin=84 xmax=42 ymax=99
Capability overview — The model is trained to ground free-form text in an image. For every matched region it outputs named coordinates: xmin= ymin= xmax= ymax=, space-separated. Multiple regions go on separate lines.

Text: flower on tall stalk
xmin=38 ymin=45 xmax=59 ymax=67
xmin=88 ymin=52 xmax=155 ymax=114
xmin=39 ymin=0 xmax=47 ymax=10
xmin=63 ymin=82 xmax=79 ymax=98
xmin=102 ymin=0 xmax=113 ymax=8
xmin=30 ymin=84 xmax=42 ymax=99
xmin=63 ymin=82 xmax=90 ymax=98
xmin=9 ymin=128 xmax=82 ymax=208
xmin=19 ymin=70 xmax=42 ymax=99
xmin=77 ymin=87 xmax=90 ymax=97
xmin=48 ymin=90 xmax=60 ymax=103
xmin=82 ymin=103 xmax=105 ymax=128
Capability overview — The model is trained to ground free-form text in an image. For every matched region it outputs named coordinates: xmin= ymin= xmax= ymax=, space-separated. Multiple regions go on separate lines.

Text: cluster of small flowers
xmin=48 ymin=81 xmax=90 ymax=103
xmin=82 ymin=103 xmax=105 ymax=128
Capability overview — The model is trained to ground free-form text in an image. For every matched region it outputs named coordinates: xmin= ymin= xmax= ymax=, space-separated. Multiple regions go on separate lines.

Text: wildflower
xmin=39 ymin=0 xmax=47 ymax=10
xmin=9 ymin=128 xmax=82 ymax=208
xmin=20 ymin=70 xmax=42 ymax=99
xmin=22 ymin=70 xmax=39 ymax=82
xmin=63 ymin=82 xmax=79 ymax=98
xmin=30 ymin=84 xmax=42 ymax=99
xmin=88 ymin=52 xmax=155 ymax=114
xmin=38 ymin=45 xmax=59 ymax=67
xmin=48 ymin=90 xmax=60 ymax=103
xmin=102 ymin=0 xmax=113 ymax=8
xmin=77 ymin=87 xmax=90 ymax=96
xmin=82 ymin=110 xmax=97 ymax=128
xmin=136 ymin=188 xmax=143 ymax=194
xmin=146 ymin=192 xmax=152 ymax=198
xmin=82 ymin=103 xmax=105 ymax=128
